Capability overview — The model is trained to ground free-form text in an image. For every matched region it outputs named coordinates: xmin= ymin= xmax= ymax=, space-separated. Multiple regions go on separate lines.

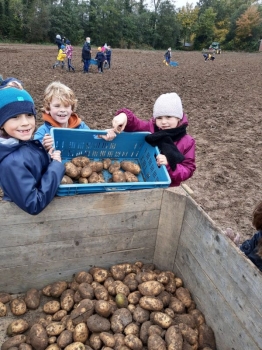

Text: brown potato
xmin=124 ymin=334 xmax=143 ymax=350
xmin=64 ymin=342 xmax=86 ymax=350
xmin=151 ymin=312 xmax=173 ymax=328
xmin=97 ymin=172 xmax=105 ymax=182
xmin=0 ymin=301 xmax=7 ymax=316
xmin=78 ymin=283 xmax=94 ymax=299
xmin=74 ymin=271 xmax=93 ymax=284
xmin=50 ymin=281 xmax=68 ymax=298
xmin=132 ymin=306 xmax=150 ymax=324
xmin=175 ymin=277 xmax=183 ymax=288
xmin=93 ymin=268 xmax=109 ymax=283
xmin=103 ymin=158 xmax=111 ymax=169
xmin=178 ymin=323 xmax=198 ymax=345
xmin=57 ymin=329 xmax=73 ymax=348
xmin=114 ymin=333 xmax=125 ymax=350
xmin=111 ymin=308 xmax=133 ymax=333
xmin=81 ymin=165 xmax=93 ymax=178
xmin=71 ymin=156 xmax=90 ymax=167
xmin=120 ymin=161 xmax=141 ymax=175
xmin=45 ymin=345 xmax=60 ymax=350
xmin=65 ymin=162 xmax=80 ymax=178
xmin=148 ymin=325 xmax=165 ymax=337
xmin=108 ymin=161 xmax=121 ymax=174
xmin=115 ymin=282 xmax=130 ymax=297
xmin=128 ymin=291 xmax=142 ymax=305
xmin=46 ymin=322 xmax=65 ymax=336
xmin=156 ymin=272 xmax=170 ymax=284
xmin=156 ymin=291 xmax=171 ymax=308
xmin=94 ymin=284 xmax=109 ymax=301
xmin=165 ymin=307 xmax=175 ymax=318
xmin=70 ymin=299 xmax=94 ymax=325
xmin=29 ymin=324 xmax=49 ymax=350
xmin=52 ymin=309 xmax=68 ymax=321
xmin=60 ymin=289 xmax=75 ymax=312
xmin=61 ymin=175 xmax=74 ymax=184
xmin=42 ymin=284 xmax=52 ymax=296
xmin=78 ymin=177 xmax=89 ymax=184
xmin=89 ymin=161 xmax=104 ymax=172
xmin=169 ymin=296 xmax=186 ymax=314
xmin=1 ymin=335 xmax=27 ymax=350
xmin=198 ymin=324 xmax=216 ymax=350
xmin=89 ymin=333 xmax=102 ymax=350
xmin=139 ymin=296 xmax=163 ymax=311
xmin=95 ymin=300 xmax=111 ymax=317
xmin=175 ymin=287 xmax=192 ymax=308
xmin=189 ymin=309 xmax=205 ymax=327
xmin=73 ymin=322 xmax=89 ymax=343
xmin=43 ymin=300 xmax=60 ymax=314
xmin=164 ymin=277 xmax=177 ymax=293
xmin=24 ymin=288 xmax=40 ymax=310
xmin=147 ymin=334 xmax=166 ymax=350
xmin=124 ymin=322 xmax=139 ymax=336
xmin=19 ymin=344 xmax=33 ymax=350
xmin=0 ymin=292 xmax=11 ymax=304
xmin=138 ymin=281 xmax=164 ymax=296
xmin=165 ymin=325 xmax=183 ymax=350
xmin=7 ymin=319 xmax=29 ymax=336
xmin=173 ymin=314 xmax=196 ymax=329
xmin=125 ymin=171 xmax=139 ymax=182
xmin=87 ymin=314 xmax=111 ymax=333
xmin=88 ymin=172 xmax=100 ymax=183
xmin=10 ymin=298 xmax=27 ymax=316
xmin=100 ymin=332 xmax=116 ymax=348
xmin=112 ymin=170 xmax=126 ymax=182
xmin=139 ymin=320 xmax=152 ymax=345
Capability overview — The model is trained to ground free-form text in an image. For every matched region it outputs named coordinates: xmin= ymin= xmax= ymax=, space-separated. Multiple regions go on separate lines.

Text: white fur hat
xmin=153 ymin=92 xmax=183 ymax=119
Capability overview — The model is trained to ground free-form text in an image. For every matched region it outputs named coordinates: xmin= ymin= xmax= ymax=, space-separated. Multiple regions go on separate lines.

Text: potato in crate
xmin=50 ymin=128 xmax=171 ymax=195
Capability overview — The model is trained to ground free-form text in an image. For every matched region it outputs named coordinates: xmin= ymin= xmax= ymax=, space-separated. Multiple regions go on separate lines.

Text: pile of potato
xmin=0 ymin=262 xmax=216 ymax=350
xmin=61 ymin=157 xmax=141 ymax=185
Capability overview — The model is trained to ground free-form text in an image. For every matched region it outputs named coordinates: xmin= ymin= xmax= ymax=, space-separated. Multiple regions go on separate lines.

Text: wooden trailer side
xmin=0 ymin=189 xmax=164 ymax=293
xmin=154 ymin=187 xmax=262 ymax=350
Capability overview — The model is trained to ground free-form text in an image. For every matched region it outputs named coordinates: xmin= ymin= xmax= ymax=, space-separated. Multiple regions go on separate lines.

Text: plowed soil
xmin=1 ymin=43 xmax=261 ymax=242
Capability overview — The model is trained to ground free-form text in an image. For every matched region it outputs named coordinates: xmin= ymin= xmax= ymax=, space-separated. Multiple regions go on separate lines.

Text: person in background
xmin=164 ymin=47 xmax=172 ymax=65
xmin=105 ymin=46 xmax=112 ymax=69
xmin=82 ymin=37 xmax=92 ymax=74
xmin=34 ymin=81 xmax=116 ymax=151
xmin=0 ymin=86 xmax=64 ymax=215
xmin=65 ymin=40 xmax=75 ymax=72
xmin=0 ymin=75 xmax=23 ymax=90
xmin=55 ymin=34 xmax=63 ymax=51
xmin=95 ymin=47 xmax=106 ymax=73
xmin=53 ymin=44 xmax=66 ymax=69
xmin=112 ymin=92 xmax=196 ymax=187
xmin=225 ymin=202 xmax=262 ymax=271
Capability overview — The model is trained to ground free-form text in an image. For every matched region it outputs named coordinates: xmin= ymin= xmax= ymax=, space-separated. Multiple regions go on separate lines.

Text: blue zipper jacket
xmin=0 ymin=138 xmax=65 ymax=215
xmin=240 ymin=231 xmax=262 ymax=271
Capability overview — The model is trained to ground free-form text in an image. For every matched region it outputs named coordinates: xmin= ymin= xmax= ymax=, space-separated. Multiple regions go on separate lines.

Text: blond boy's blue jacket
xmin=0 ymin=138 xmax=65 ymax=215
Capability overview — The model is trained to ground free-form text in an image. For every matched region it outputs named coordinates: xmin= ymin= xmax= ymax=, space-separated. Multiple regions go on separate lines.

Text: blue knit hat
xmin=0 ymin=76 xmax=23 ymax=90
xmin=0 ymin=87 xmax=36 ymax=127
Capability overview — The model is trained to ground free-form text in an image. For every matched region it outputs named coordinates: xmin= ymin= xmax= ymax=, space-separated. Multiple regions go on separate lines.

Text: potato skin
xmin=0 ymin=292 xmax=11 ymax=304
xmin=95 ymin=300 xmax=111 ymax=317
xmin=147 ymin=334 xmax=166 ymax=350
xmin=100 ymin=332 xmax=116 ymax=348
xmin=120 ymin=161 xmax=141 ymax=175
xmin=57 ymin=329 xmax=73 ymax=348
xmin=138 ymin=281 xmax=164 ymax=296
xmin=112 ymin=170 xmax=126 ymax=183
xmin=124 ymin=171 xmax=139 ymax=182
xmin=70 ymin=299 xmax=94 ymax=325
xmin=50 ymin=281 xmax=68 ymax=298
xmin=165 ymin=325 xmax=183 ymax=350
xmin=151 ymin=312 xmax=173 ymax=328
xmin=198 ymin=324 xmax=216 ymax=350
xmin=24 ymin=288 xmax=40 ymax=310
xmin=29 ymin=324 xmax=49 ymax=350
xmin=124 ymin=334 xmax=143 ymax=350
xmin=175 ymin=287 xmax=192 ymax=308
xmin=81 ymin=165 xmax=93 ymax=178
xmin=139 ymin=296 xmax=163 ymax=311
xmin=61 ymin=175 xmax=74 ymax=184
xmin=43 ymin=300 xmax=60 ymax=314
xmin=10 ymin=298 xmax=27 ymax=316
xmin=71 ymin=156 xmax=90 ymax=167
xmin=73 ymin=322 xmax=89 ymax=343
xmin=1 ymin=334 xmax=27 ymax=350
xmin=86 ymin=314 xmax=111 ymax=333
xmin=65 ymin=162 xmax=80 ymax=178
xmin=64 ymin=342 xmax=86 ymax=350
xmin=7 ymin=319 xmax=29 ymax=336
xmin=0 ymin=301 xmax=7 ymax=316
xmin=74 ymin=271 xmax=93 ymax=284
xmin=60 ymin=289 xmax=75 ymax=312
xmin=46 ymin=321 xmax=65 ymax=336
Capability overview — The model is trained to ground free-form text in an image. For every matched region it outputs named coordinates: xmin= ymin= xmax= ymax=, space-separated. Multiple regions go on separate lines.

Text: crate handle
xmin=105 ymin=187 xmax=128 ymax=191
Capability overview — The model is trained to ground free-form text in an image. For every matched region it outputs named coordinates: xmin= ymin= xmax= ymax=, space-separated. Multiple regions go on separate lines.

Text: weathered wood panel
xmin=175 ymin=194 xmax=262 ymax=350
xmin=153 ymin=187 xmax=186 ymax=270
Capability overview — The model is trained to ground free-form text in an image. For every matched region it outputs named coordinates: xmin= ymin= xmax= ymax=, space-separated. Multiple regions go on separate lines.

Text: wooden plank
xmin=0 ymin=248 xmax=154 ymax=293
xmin=0 ymin=228 xmax=157 ymax=269
xmin=1 ymin=209 xmax=160 ymax=248
xmin=175 ymin=247 xmax=260 ymax=350
xmin=153 ymin=187 xmax=187 ymax=271
xmin=175 ymin=196 xmax=262 ymax=349
xmin=0 ymin=189 xmax=163 ymax=225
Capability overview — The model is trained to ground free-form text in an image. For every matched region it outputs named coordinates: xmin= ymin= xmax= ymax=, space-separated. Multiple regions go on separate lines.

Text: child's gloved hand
xmin=43 ymin=134 xmax=54 ymax=152
xmin=112 ymin=113 xmax=127 ymax=133
xmin=49 ymin=148 xmax=62 ymax=162
xmin=100 ymin=129 xmax=117 ymax=141
xmin=156 ymin=154 xmax=168 ymax=166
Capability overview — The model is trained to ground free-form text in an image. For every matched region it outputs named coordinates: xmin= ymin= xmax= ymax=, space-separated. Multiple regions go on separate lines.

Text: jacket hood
xmin=0 ymin=137 xmax=20 ymax=162
xmin=42 ymin=112 xmax=82 ymax=128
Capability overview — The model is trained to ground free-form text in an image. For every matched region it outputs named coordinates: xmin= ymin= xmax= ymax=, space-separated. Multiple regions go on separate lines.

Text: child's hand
xmin=112 ymin=113 xmax=127 ymax=133
xmin=43 ymin=134 xmax=53 ymax=151
xmin=100 ymin=129 xmax=117 ymax=141
xmin=49 ymin=148 xmax=62 ymax=162
xmin=156 ymin=154 xmax=168 ymax=166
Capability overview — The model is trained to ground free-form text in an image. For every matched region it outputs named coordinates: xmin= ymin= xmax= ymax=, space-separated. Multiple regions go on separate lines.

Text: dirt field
xmin=0 ymin=43 xmax=261 ymax=242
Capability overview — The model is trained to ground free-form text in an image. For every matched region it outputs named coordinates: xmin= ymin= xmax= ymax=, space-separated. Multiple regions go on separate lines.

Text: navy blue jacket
xmin=0 ymin=138 xmax=65 ymax=215
xmin=82 ymin=42 xmax=91 ymax=60
xmin=240 ymin=231 xmax=262 ymax=271
xmin=95 ymin=51 xmax=106 ymax=62
xmin=106 ymin=50 xmax=112 ymax=61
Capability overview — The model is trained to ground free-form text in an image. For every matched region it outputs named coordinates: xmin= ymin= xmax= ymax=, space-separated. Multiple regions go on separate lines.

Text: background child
xmin=82 ymin=37 xmax=92 ymax=74
xmin=65 ymin=40 xmax=75 ymax=72
xmin=53 ymin=44 xmax=66 ymax=69
xmin=95 ymin=47 xmax=106 ymax=73
xmin=112 ymin=92 xmax=196 ymax=187
xmin=105 ymin=46 xmax=112 ymax=69
xmin=164 ymin=47 xmax=172 ymax=65
xmin=0 ymin=75 xmax=23 ymax=90
xmin=55 ymin=34 xmax=62 ymax=51
xmin=0 ymin=86 xmax=65 ymax=215
xmin=34 ymin=81 xmax=116 ymax=151
xmin=225 ymin=202 xmax=262 ymax=271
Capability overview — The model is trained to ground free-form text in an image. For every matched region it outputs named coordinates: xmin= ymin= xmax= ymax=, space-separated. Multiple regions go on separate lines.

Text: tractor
xmin=209 ymin=42 xmax=221 ymax=54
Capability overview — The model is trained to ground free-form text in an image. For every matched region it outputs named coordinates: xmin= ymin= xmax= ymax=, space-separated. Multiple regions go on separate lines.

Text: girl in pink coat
xmin=112 ymin=92 xmax=196 ymax=186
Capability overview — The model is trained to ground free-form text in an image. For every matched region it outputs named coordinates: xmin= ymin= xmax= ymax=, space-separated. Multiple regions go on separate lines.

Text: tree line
xmin=0 ymin=0 xmax=261 ymax=51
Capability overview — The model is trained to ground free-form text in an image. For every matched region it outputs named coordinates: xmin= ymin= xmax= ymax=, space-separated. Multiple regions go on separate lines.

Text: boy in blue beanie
xmin=0 ymin=87 xmax=65 ymax=215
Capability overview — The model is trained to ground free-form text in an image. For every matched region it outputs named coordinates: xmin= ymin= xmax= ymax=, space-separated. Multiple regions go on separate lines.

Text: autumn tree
xmin=177 ymin=3 xmax=199 ymax=45
xmin=236 ymin=5 xmax=261 ymax=39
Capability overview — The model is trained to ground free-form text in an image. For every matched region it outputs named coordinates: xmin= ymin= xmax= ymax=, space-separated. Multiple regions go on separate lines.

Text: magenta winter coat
xmin=115 ymin=108 xmax=196 ymax=187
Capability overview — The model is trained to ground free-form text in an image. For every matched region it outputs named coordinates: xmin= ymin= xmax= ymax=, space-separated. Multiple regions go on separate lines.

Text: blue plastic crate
xmin=50 ymin=128 xmax=171 ymax=196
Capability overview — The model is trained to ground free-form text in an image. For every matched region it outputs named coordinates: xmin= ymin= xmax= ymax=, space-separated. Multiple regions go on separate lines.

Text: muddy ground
xmin=0 ymin=43 xmax=261 ymax=242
